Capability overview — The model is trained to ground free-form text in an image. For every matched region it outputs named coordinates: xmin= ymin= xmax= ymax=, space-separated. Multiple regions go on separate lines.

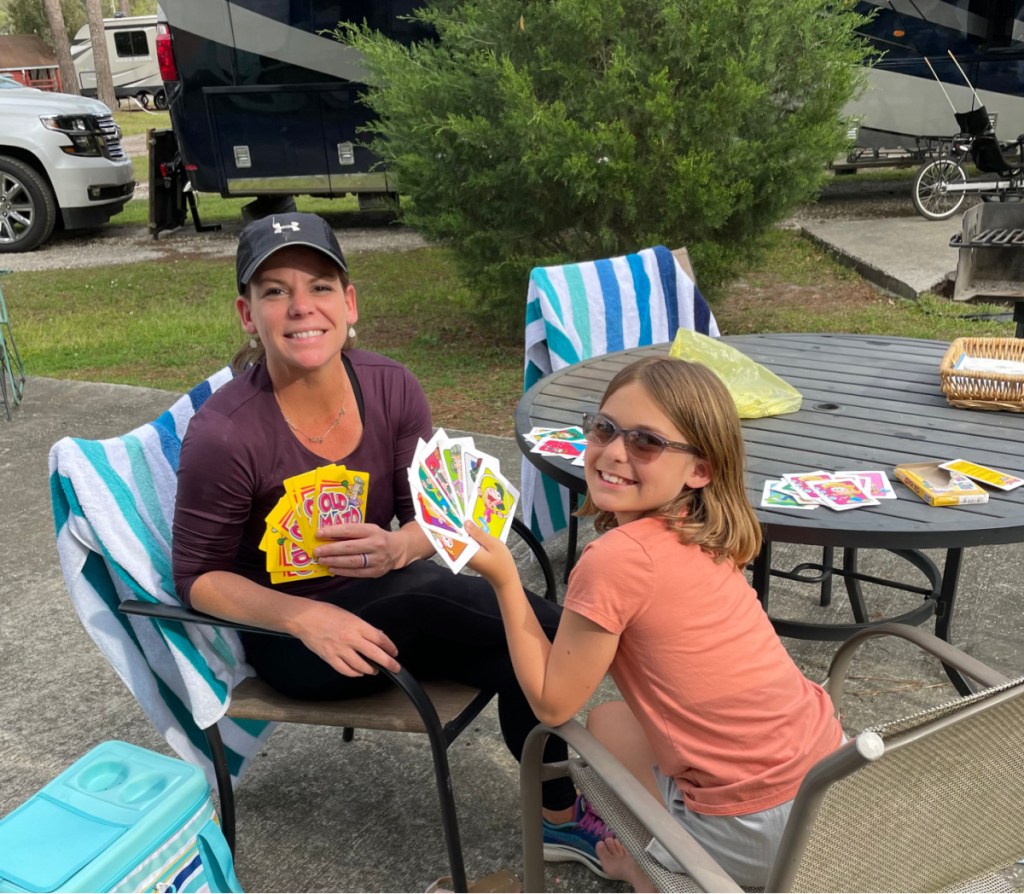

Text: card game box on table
xmin=0 ymin=741 xmax=239 ymax=892
xmin=894 ymin=462 xmax=990 ymax=506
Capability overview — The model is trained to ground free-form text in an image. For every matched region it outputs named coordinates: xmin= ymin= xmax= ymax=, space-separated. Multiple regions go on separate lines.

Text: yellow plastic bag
xmin=668 ymin=329 xmax=802 ymax=418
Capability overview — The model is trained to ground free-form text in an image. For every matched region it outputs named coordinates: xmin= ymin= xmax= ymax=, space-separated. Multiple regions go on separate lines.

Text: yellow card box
xmin=893 ymin=462 xmax=990 ymax=506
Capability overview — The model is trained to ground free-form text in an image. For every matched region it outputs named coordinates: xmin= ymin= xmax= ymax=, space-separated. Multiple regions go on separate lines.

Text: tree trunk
xmin=43 ymin=0 xmax=79 ymax=95
xmin=119 ymin=0 xmax=132 ymax=14
xmin=84 ymin=0 xmax=118 ymax=111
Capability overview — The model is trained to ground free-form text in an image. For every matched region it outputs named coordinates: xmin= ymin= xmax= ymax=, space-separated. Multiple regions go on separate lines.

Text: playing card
xmin=261 ymin=464 xmax=371 ymax=585
xmin=532 ymin=437 xmax=586 ymax=459
xmin=939 ymin=459 xmax=1024 ymax=491
xmin=761 ymin=479 xmax=818 ymax=509
xmin=808 ymin=477 xmax=879 ymax=511
xmin=442 ymin=436 xmax=475 ymax=515
xmin=408 ymin=433 xmax=522 ymax=569
xmin=313 ymin=464 xmax=370 ymax=528
xmin=417 ymin=522 xmax=479 ymax=574
xmin=782 ymin=471 xmax=834 ymax=504
xmin=466 ymin=464 xmax=519 ymax=543
xmin=835 ymin=470 xmax=897 ymax=499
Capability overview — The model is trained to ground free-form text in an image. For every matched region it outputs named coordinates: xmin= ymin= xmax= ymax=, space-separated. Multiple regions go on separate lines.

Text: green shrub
xmin=333 ymin=0 xmax=869 ymax=325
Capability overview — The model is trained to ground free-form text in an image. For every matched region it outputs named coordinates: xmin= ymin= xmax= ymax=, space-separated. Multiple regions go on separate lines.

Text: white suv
xmin=0 ymin=76 xmax=135 ymax=252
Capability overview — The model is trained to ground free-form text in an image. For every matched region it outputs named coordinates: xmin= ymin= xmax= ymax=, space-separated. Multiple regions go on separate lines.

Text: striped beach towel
xmin=48 ymin=368 xmax=273 ymax=789
xmin=522 ymin=245 xmax=719 ymax=539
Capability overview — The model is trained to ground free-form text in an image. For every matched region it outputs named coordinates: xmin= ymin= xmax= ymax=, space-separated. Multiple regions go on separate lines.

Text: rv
xmin=71 ymin=15 xmax=166 ymax=109
xmin=150 ymin=1 xmax=430 ymax=232
xmin=847 ymin=0 xmax=1024 ymax=154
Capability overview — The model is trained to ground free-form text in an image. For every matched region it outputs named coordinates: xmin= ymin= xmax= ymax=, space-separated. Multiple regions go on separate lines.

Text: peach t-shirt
xmin=565 ymin=516 xmax=842 ymax=816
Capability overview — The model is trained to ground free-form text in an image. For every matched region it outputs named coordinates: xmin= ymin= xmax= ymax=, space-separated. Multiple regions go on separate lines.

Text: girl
xmin=466 ymin=357 xmax=843 ymax=888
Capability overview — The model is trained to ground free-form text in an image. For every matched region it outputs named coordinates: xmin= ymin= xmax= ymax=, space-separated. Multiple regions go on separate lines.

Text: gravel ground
xmin=2 ymin=166 xmax=927 ymax=274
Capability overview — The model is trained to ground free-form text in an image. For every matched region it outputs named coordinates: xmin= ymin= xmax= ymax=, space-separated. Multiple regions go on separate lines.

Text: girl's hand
xmin=295 ymin=600 xmax=400 ymax=676
xmin=464 ymin=520 xmax=520 ymax=591
xmin=313 ymin=523 xmax=400 ymax=578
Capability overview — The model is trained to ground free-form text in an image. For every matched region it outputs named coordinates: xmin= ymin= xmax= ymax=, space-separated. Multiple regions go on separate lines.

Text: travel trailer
xmin=149 ymin=0 xmax=430 ymax=232
xmin=72 ymin=15 xmax=166 ymax=109
xmin=847 ymin=0 xmax=1024 ymax=154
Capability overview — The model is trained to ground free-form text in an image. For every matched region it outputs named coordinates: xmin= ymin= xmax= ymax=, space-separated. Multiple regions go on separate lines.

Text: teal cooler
xmin=0 ymin=741 xmax=240 ymax=892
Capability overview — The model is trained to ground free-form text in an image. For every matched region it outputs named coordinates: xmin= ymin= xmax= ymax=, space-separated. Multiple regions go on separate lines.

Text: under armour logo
xmin=272 ymin=221 xmax=301 ymax=234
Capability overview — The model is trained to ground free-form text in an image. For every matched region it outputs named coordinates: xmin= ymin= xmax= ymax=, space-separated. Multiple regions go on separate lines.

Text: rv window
xmin=113 ymin=30 xmax=149 ymax=58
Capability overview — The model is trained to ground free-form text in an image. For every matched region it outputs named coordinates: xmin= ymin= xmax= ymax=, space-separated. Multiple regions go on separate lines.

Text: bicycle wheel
xmin=912 ymin=158 xmax=968 ymax=220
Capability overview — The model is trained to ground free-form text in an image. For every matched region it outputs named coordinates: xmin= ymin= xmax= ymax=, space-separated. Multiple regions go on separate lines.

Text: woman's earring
xmin=348 ymin=325 xmax=356 ymax=339
xmin=249 ymin=336 xmax=258 ymax=349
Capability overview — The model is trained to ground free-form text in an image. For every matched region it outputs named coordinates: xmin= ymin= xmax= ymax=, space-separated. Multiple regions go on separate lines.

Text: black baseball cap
xmin=235 ymin=212 xmax=348 ymax=293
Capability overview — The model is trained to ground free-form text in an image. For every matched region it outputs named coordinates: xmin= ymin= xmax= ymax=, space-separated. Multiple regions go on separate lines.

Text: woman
xmin=171 ymin=212 xmax=593 ymax=865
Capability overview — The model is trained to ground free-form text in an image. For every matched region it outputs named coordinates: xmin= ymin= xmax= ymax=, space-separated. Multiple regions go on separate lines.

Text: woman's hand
xmin=313 ymin=522 xmax=402 ymax=578
xmin=464 ymin=520 xmax=520 ymax=592
xmin=293 ymin=600 xmax=400 ymax=677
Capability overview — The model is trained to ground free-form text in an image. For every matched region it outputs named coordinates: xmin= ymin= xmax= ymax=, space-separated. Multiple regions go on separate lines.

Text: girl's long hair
xmin=230 ymin=267 xmax=354 ymax=373
xmin=579 ymin=357 xmax=762 ymax=568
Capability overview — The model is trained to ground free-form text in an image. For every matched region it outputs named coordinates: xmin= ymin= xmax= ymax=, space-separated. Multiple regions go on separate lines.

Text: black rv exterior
xmin=152 ymin=1 xmax=429 ymax=229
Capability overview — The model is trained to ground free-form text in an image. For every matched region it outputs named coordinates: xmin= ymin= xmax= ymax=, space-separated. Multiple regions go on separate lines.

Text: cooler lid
xmin=0 ymin=794 xmax=127 ymax=892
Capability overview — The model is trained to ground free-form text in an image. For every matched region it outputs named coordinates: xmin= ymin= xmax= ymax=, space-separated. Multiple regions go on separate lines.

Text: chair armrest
xmin=118 ymin=600 xmax=460 ymax=732
xmin=118 ymin=599 xmax=285 ymax=637
xmin=824 ymin=622 xmax=1011 ymax=708
xmin=522 ymin=720 xmax=743 ymax=893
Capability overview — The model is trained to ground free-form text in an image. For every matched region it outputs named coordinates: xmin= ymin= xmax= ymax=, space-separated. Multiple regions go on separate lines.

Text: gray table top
xmin=515 ymin=333 xmax=1024 ymax=550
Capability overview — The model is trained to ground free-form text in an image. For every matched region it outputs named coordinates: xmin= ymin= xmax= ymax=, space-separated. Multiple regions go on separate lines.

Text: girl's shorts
xmin=646 ymin=767 xmax=791 ymax=887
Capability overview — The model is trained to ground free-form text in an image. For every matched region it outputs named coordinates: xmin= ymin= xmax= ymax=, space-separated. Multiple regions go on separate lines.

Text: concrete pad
xmin=3 ymin=378 xmax=1024 ymax=892
xmin=801 ymin=216 xmax=961 ymax=299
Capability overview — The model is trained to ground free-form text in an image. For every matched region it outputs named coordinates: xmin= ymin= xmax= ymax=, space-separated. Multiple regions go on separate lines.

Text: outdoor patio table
xmin=515 ymin=333 xmax=1024 ymax=692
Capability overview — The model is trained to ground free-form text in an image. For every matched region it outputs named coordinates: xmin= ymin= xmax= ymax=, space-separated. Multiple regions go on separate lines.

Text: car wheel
xmin=154 ymin=90 xmax=168 ymax=110
xmin=0 ymin=155 xmax=57 ymax=253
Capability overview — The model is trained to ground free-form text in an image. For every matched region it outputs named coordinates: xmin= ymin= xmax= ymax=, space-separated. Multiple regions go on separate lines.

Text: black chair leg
xmin=381 ymin=666 xmax=470 ymax=892
xmin=205 ymin=723 xmax=236 ymax=854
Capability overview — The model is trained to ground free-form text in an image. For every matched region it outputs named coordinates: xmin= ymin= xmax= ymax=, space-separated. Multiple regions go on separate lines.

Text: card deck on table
xmin=776 ymin=469 xmax=891 ymax=512
xmin=260 ymin=464 xmax=372 ymax=584
xmin=409 ymin=431 xmax=520 ymax=573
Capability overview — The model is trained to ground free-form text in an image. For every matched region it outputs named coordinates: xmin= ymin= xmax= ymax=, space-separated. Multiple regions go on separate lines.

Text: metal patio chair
xmin=0 ymin=271 xmax=25 ymax=421
xmin=521 ymin=245 xmax=718 ymax=579
xmin=520 ymin=623 xmax=1024 ymax=892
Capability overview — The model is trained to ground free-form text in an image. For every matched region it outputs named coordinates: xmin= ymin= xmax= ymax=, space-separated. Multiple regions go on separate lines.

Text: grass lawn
xmin=8 ymin=225 xmax=1014 ymax=436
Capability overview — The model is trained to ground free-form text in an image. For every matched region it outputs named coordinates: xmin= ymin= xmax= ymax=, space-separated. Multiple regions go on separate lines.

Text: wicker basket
xmin=939 ymin=337 xmax=1024 ymax=411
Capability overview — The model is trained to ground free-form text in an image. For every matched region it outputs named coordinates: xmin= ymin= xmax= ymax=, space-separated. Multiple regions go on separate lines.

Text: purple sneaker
xmin=542 ymin=795 xmax=613 ymax=878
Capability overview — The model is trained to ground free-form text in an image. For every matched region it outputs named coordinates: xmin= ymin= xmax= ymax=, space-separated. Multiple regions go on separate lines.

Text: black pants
xmin=241 ymin=559 xmax=576 ymax=811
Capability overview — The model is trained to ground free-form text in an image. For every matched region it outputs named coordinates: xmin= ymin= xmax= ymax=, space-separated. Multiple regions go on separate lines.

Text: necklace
xmin=279 ymin=401 xmax=346 ymax=444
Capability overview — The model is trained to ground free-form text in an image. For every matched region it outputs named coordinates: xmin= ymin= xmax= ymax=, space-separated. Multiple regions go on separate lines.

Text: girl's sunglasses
xmin=582 ymin=413 xmax=702 ymax=463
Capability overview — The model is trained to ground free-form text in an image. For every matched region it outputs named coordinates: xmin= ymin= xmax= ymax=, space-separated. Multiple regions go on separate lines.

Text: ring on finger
xmin=360 ymin=553 xmax=369 ymax=569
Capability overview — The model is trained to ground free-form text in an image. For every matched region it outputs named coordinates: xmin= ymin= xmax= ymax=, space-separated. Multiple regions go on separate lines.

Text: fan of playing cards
xmin=261 ymin=464 xmax=370 ymax=584
xmin=409 ymin=429 xmax=520 ymax=573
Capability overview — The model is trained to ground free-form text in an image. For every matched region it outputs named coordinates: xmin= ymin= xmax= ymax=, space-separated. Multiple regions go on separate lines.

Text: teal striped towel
xmin=522 ymin=245 xmax=719 ymax=539
xmin=48 ymin=368 xmax=273 ymax=788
